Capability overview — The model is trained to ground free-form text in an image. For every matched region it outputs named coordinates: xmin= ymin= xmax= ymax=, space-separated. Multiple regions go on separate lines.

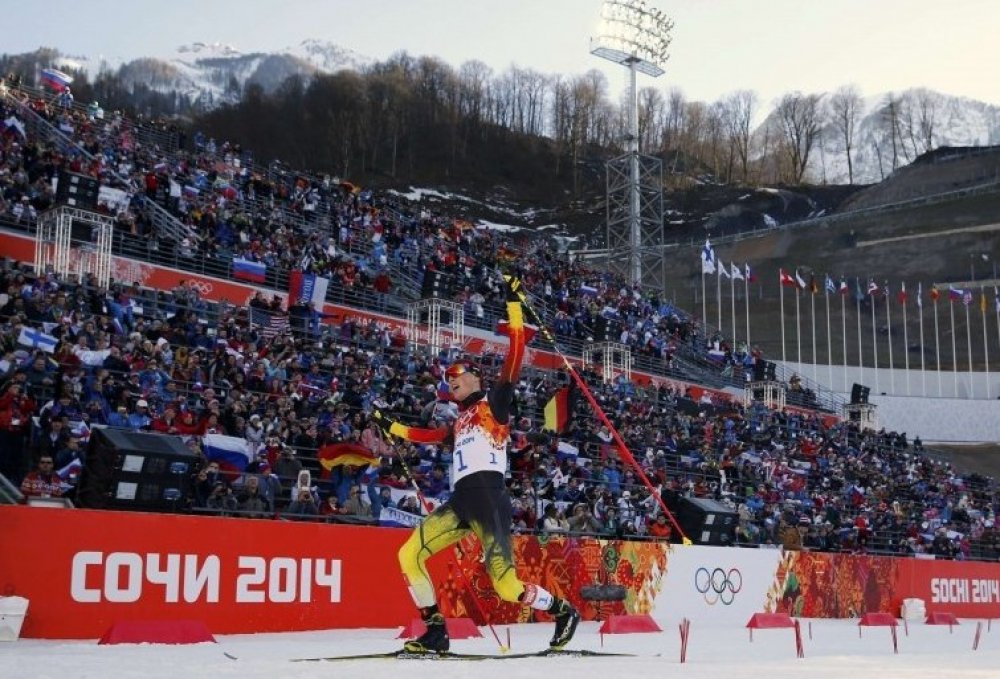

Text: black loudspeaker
xmin=421 ymin=270 xmax=450 ymax=299
xmin=55 ymin=171 xmax=100 ymax=209
xmin=850 ymin=383 xmax=870 ymax=405
xmin=675 ymin=496 xmax=738 ymax=546
xmin=593 ymin=316 xmax=621 ymax=342
xmin=78 ymin=429 xmax=197 ymax=512
xmin=752 ymin=361 xmax=776 ymax=382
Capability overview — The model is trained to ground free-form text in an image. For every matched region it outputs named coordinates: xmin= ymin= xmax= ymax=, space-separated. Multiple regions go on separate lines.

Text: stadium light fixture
xmin=590 ymin=0 xmax=673 ymax=285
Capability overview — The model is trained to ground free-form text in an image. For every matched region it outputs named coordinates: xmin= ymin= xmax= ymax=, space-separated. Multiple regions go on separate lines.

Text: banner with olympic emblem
xmin=658 ymin=545 xmax=783 ymax=624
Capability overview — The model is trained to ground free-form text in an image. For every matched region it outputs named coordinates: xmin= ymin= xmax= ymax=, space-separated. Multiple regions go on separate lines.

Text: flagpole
xmin=730 ymin=270 xmax=737 ymax=347
xmin=809 ymin=286 xmax=817 ymax=383
xmin=825 ymin=284 xmax=833 ymax=389
xmin=902 ymin=284 xmax=910 ymax=395
xmin=995 ymin=286 xmax=1000 ymax=399
xmin=780 ymin=274 xmax=787 ymax=367
xmin=950 ymin=298 xmax=958 ymax=397
xmin=982 ymin=288 xmax=990 ymax=399
xmin=917 ymin=281 xmax=927 ymax=396
xmin=934 ymin=294 xmax=942 ymax=397
xmin=965 ymin=298 xmax=973 ymax=397
xmin=871 ymin=286 xmax=879 ymax=394
xmin=918 ymin=283 xmax=926 ymax=396
xmin=717 ymin=265 xmax=723 ymax=335
xmin=744 ymin=274 xmax=751 ymax=350
xmin=795 ymin=287 xmax=802 ymax=368
xmin=856 ymin=279 xmax=864 ymax=388
xmin=841 ymin=287 xmax=848 ymax=393
xmin=701 ymin=271 xmax=707 ymax=333
xmin=886 ymin=283 xmax=894 ymax=394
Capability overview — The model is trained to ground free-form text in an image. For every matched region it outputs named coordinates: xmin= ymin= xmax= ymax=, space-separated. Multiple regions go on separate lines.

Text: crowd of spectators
xmin=1 ymin=81 xmax=753 ymax=398
xmin=1 ymin=261 xmax=998 ymax=562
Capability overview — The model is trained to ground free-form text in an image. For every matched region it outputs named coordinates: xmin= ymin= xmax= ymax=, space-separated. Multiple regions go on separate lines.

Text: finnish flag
xmin=18 ymin=327 xmax=58 ymax=353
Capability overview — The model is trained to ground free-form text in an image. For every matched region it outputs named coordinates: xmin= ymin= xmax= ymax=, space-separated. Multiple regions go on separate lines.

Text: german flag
xmin=317 ymin=442 xmax=377 ymax=478
xmin=543 ymin=386 xmax=574 ymax=434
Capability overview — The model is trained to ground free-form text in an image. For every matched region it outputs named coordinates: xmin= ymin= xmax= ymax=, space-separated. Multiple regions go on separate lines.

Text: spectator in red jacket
xmin=20 ymin=455 xmax=64 ymax=498
xmin=0 ymin=380 xmax=36 ymax=484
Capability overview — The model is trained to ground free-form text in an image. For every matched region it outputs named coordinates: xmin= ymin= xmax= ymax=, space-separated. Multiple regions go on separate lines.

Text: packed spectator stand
xmin=1 ymin=80 xmax=998 ymax=564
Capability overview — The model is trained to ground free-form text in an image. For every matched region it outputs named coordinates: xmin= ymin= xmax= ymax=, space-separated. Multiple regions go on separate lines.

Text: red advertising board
xmin=896 ymin=557 xmax=1000 ymax=618
xmin=0 ymin=505 xmax=417 ymax=638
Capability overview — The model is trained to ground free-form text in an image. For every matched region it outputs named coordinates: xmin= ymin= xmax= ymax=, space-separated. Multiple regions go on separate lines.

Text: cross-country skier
xmin=373 ymin=275 xmax=580 ymax=654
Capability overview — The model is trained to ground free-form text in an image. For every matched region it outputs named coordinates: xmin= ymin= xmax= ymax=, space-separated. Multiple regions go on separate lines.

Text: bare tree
xmin=637 ymin=86 xmax=664 ymax=154
xmin=720 ymin=89 xmax=758 ymax=182
xmin=457 ymin=60 xmax=492 ymax=122
xmin=828 ymin=85 xmax=863 ymax=184
xmin=881 ymin=92 xmax=905 ymax=171
xmin=914 ymin=88 xmax=939 ymax=153
xmin=775 ymin=91 xmax=823 ymax=183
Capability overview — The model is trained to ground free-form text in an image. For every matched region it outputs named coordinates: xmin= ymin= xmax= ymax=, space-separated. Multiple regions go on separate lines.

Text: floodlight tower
xmin=591 ymin=0 xmax=672 ymax=288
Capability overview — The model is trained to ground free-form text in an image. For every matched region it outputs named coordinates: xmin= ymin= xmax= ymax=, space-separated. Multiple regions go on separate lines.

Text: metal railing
xmin=0 ymin=473 xmax=24 ymax=505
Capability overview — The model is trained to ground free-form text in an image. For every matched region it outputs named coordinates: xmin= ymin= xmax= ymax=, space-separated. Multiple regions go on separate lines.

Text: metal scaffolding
xmin=744 ymin=379 xmax=786 ymax=411
xmin=842 ymin=403 xmax=879 ymax=432
xmin=583 ymin=341 xmax=633 ymax=384
xmin=605 ymin=152 xmax=665 ymax=289
xmin=406 ymin=299 xmax=465 ymax=356
xmin=34 ymin=206 xmax=114 ymax=287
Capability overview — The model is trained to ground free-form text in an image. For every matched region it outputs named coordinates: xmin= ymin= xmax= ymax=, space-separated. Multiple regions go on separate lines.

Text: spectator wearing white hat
xmin=126 ymin=399 xmax=151 ymax=431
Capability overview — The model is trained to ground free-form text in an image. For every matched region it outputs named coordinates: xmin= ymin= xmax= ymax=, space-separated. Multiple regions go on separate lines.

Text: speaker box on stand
xmin=78 ymin=429 xmax=197 ymax=512
xmin=675 ymin=496 xmax=738 ymax=546
xmin=850 ymin=383 xmax=871 ymax=404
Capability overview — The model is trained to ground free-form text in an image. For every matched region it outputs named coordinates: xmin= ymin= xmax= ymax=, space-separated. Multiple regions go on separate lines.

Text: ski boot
xmin=403 ymin=607 xmax=450 ymax=654
xmin=549 ymin=598 xmax=580 ymax=650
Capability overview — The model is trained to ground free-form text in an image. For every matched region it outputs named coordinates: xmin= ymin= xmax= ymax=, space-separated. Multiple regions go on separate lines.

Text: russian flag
xmin=41 ymin=68 xmax=73 ymax=92
xmin=202 ymin=434 xmax=252 ymax=474
xmin=233 ymin=257 xmax=266 ymax=283
xmin=378 ymin=506 xmax=423 ymax=528
xmin=948 ymin=286 xmax=965 ymax=303
xmin=288 ymin=270 xmax=329 ymax=306
xmin=580 ymin=283 xmax=599 ymax=296
xmin=556 ymin=441 xmax=579 ymax=463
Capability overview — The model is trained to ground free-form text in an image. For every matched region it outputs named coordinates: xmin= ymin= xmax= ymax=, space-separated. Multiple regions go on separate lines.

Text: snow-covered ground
xmin=3 ymin=617 xmax=999 ymax=679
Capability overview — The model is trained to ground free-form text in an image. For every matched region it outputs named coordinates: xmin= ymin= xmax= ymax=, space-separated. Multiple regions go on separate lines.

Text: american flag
xmin=248 ymin=307 xmax=290 ymax=339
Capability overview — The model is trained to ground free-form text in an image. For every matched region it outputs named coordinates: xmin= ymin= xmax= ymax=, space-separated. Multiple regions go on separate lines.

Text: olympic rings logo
xmin=188 ymin=280 xmax=213 ymax=295
xmin=694 ymin=567 xmax=742 ymax=605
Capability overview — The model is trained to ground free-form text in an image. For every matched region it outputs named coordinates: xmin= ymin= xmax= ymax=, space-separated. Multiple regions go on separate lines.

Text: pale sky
xmin=7 ymin=0 xmax=1000 ymax=106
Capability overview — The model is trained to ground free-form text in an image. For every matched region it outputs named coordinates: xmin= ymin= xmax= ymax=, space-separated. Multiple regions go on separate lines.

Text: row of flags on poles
xmin=701 ymin=240 xmax=756 ymax=282
xmin=700 ymin=240 xmax=1000 ymax=314
xmin=776 ymin=267 xmax=1000 ymax=312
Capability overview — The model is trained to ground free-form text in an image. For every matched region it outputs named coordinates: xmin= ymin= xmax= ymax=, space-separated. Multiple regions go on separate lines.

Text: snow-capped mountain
xmin=50 ymin=39 xmax=371 ymax=108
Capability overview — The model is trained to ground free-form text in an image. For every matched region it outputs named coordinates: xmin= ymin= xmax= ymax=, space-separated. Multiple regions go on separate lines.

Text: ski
xmin=291 ymin=648 xmax=635 ymax=662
